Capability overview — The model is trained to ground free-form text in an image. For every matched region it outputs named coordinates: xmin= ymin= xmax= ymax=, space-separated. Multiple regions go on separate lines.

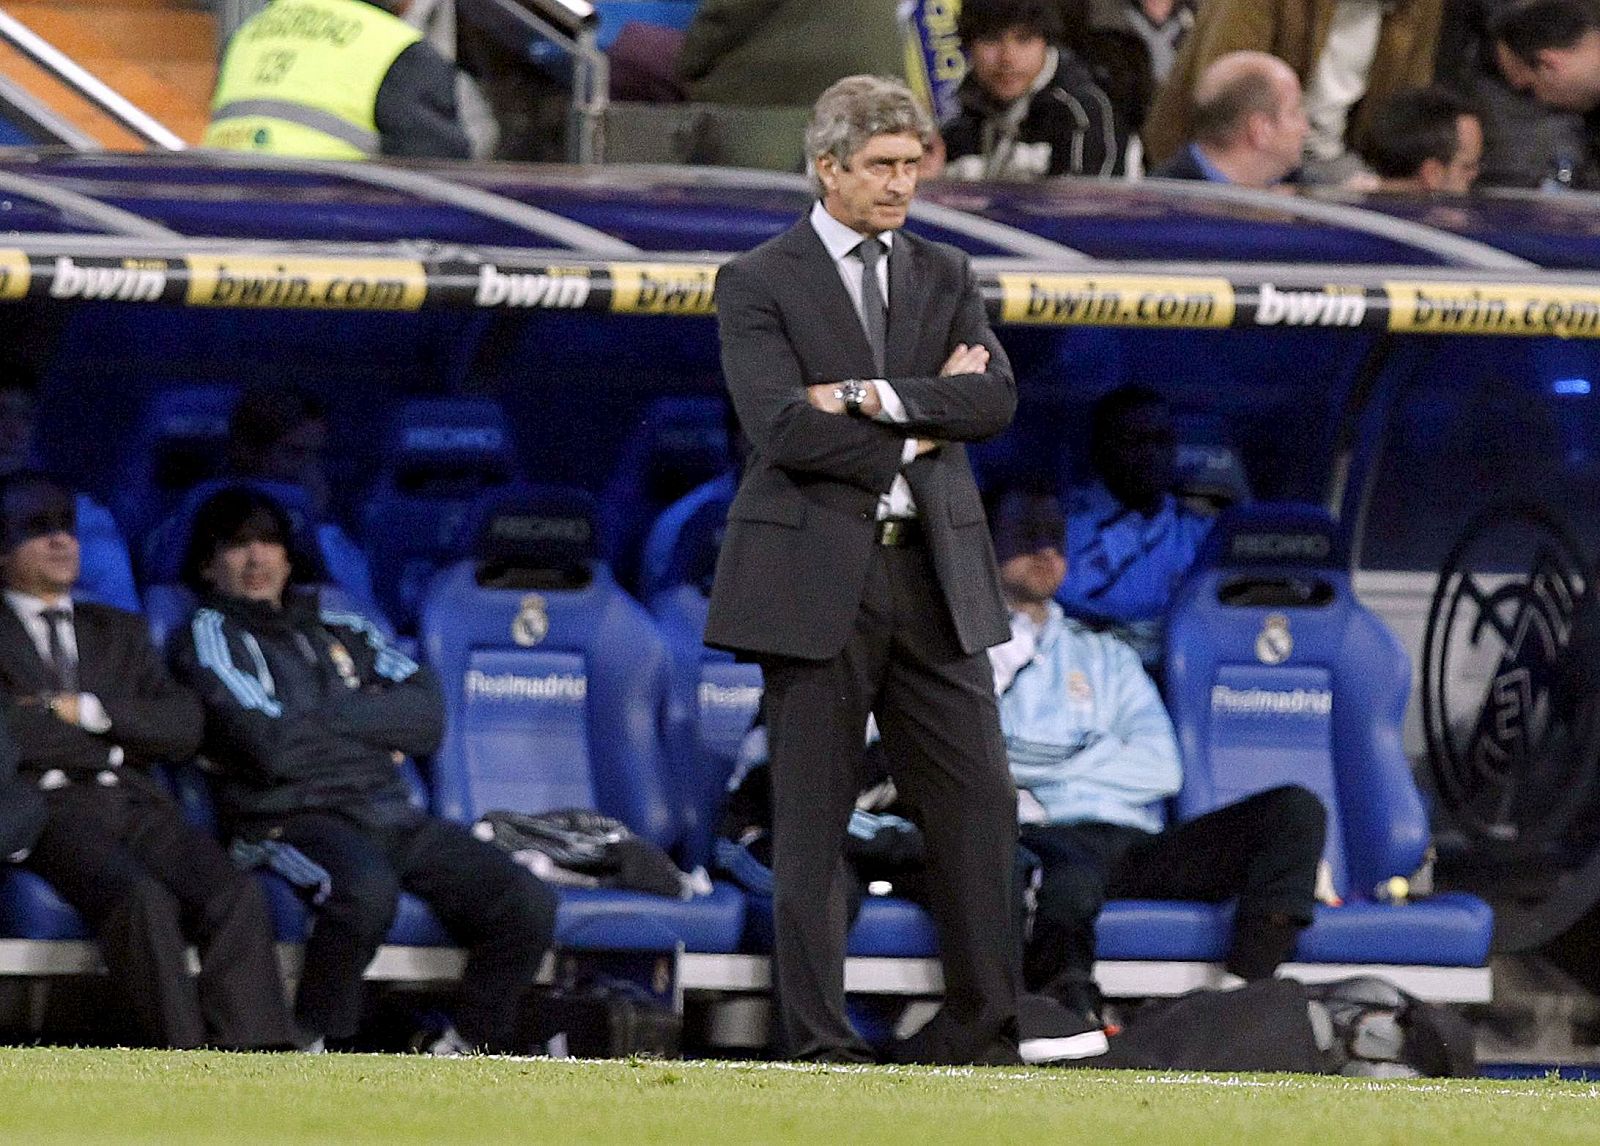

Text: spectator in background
xmin=171 ymin=487 xmax=556 ymax=1054
xmin=0 ymin=473 xmax=293 ymax=1050
xmin=220 ymin=384 xmax=378 ymax=615
xmin=143 ymin=383 xmax=379 ymax=619
xmin=1150 ymin=51 xmax=1309 ymax=187
xmin=989 ymin=488 xmax=1326 ymax=1028
xmin=944 ymin=0 xmax=1126 ymax=179
xmin=1360 ymin=86 xmax=1484 ymax=191
xmin=1088 ymin=0 xmax=1194 ymax=86
xmin=0 ymin=379 xmax=138 ymax=612
xmin=676 ymin=0 xmax=905 ymax=107
xmin=1058 ymin=384 xmax=1212 ymax=668
xmin=226 ymin=383 xmax=334 ymax=520
xmin=1143 ymin=0 xmax=1444 ymax=185
xmin=1491 ymin=0 xmax=1600 ymax=187
xmin=206 ymin=0 xmax=471 ymax=160
xmin=1436 ymin=0 xmax=1587 ymax=188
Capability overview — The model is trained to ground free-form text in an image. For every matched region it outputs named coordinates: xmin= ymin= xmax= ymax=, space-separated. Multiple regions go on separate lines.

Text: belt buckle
xmin=879 ymin=518 xmax=911 ymax=546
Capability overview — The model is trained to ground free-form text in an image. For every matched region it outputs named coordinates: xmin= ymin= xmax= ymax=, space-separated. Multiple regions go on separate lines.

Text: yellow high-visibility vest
xmin=204 ymin=0 xmax=421 ymax=160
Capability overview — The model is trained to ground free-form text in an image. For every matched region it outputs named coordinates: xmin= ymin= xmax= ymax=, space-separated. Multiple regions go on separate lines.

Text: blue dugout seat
xmin=1149 ymin=502 xmax=1493 ymax=969
xmin=598 ymin=395 xmax=732 ymax=593
xmin=109 ymin=385 xmax=236 ymax=547
xmin=360 ymin=397 xmax=520 ymax=631
xmin=642 ymin=476 xmax=761 ymax=868
xmin=419 ymin=486 xmax=744 ymax=954
xmin=74 ymin=493 xmax=140 ymax=613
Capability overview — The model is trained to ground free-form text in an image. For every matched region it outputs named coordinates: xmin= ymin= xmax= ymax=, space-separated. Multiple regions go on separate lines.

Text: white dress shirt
xmin=809 ymin=201 xmax=919 ymax=520
xmin=5 ymin=590 xmax=116 ymax=744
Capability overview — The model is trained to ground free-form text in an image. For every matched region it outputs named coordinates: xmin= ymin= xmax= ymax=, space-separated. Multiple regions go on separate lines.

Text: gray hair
xmin=804 ymin=75 xmax=934 ymax=196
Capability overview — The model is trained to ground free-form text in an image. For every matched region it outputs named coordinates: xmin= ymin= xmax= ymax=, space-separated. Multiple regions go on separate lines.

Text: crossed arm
xmin=715 ymin=256 xmax=1014 ymax=492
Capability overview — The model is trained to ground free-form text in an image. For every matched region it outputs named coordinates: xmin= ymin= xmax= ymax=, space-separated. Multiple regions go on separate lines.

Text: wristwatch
xmin=835 ymin=379 xmax=870 ymax=417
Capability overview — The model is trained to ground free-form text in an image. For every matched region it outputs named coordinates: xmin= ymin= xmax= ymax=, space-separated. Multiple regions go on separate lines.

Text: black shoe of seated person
xmin=1048 ymin=978 xmax=1109 ymax=1030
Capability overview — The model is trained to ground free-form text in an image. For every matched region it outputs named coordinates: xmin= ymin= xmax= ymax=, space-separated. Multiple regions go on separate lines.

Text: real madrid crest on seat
xmin=1256 ymin=613 xmax=1293 ymax=665
xmin=513 ymin=594 xmax=550 ymax=647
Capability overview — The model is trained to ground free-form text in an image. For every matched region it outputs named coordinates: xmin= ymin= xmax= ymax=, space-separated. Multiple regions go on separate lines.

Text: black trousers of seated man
xmin=760 ymin=544 xmax=1021 ymax=1065
xmin=23 ymin=772 xmax=294 ymax=1049
xmin=1018 ymin=784 xmax=1327 ymax=1010
xmin=249 ymin=804 xmax=557 ymax=1051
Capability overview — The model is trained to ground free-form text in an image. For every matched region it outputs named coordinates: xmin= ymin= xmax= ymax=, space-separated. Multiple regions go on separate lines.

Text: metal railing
xmin=457 ymin=0 xmax=607 ymax=164
xmin=0 ymin=9 xmax=186 ymax=150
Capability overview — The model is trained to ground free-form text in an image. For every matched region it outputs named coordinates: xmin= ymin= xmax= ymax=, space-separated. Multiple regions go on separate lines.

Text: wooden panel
xmin=3 ymin=0 xmax=216 ymax=146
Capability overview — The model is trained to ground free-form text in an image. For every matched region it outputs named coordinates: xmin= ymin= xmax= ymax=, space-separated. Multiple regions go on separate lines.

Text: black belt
xmin=876 ymin=517 xmax=922 ymax=547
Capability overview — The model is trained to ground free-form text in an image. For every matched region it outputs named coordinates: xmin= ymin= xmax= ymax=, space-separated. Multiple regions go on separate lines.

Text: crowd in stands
xmin=198 ymin=0 xmax=1598 ymax=196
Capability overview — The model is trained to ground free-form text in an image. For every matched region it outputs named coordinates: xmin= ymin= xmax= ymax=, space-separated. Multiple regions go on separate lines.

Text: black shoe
xmin=1049 ymin=980 xmax=1108 ymax=1029
xmin=889 ymin=1012 xmax=1021 ymax=1066
xmin=1017 ymin=993 xmax=1109 ymax=1064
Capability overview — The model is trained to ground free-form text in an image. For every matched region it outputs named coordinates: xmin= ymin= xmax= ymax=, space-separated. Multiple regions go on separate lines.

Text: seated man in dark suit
xmin=0 ymin=472 xmax=292 ymax=1049
xmin=170 ymin=486 xmax=557 ymax=1055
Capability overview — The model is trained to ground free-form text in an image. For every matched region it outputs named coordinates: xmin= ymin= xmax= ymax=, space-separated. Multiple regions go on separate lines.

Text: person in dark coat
xmin=0 ymin=472 xmax=292 ymax=1050
xmin=943 ymin=0 xmax=1126 ymax=178
xmin=170 ymin=486 xmax=557 ymax=1054
xmin=706 ymin=75 xmax=1022 ymax=1066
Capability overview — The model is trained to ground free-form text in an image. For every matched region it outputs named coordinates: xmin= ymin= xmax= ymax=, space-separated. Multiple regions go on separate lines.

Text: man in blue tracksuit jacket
xmin=990 ymin=488 xmax=1325 ymax=1025
xmin=1057 ymin=384 xmax=1214 ymax=669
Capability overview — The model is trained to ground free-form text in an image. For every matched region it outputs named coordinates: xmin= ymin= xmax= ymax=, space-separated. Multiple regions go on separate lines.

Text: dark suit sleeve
xmin=715 ymin=255 xmax=906 ymax=494
xmin=881 ymin=253 xmax=1017 ymax=442
xmin=94 ymin=619 xmax=204 ymax=763
xmin=5 ymin=613 xmax=202 ymax=770
xmin=375 ymin=41 xmax=471 ymax=160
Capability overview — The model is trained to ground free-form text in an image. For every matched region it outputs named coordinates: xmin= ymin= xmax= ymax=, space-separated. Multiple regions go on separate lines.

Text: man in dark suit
xmin=0 ymin=472 xmax=292 ymax=1049
xmin=706 ymin=74 xmax=1022 ymax=1064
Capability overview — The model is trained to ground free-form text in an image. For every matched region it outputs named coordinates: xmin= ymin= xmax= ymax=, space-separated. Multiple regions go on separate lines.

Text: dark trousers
xmin=761 ymin=543 xmax=1020 ymax=1064
xmin=264 ymin=809 xmax=556 ymax=1049
xmin=1019 ymin=784 xmax=1327 ymax=997
xmin=23 ymin=774 xmax=293 ymax=1049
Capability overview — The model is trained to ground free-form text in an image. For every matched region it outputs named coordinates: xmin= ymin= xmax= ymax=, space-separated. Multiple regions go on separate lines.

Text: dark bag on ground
xmin=1093 ymin=978 xmax=1331 ymax=1072
xmin=477 ymin=808 xmax=693 ymax=898
xmin=1078 ymin=977 xmax=1475 ymax=1076
xmin=520 ymin=987 xmax=682 ymax=1059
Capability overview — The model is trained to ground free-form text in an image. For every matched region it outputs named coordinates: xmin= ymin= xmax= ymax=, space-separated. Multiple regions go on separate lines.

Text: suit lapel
xmin=885 ymin=235 xmax=923 ymax=378
xmin=782 ymin=220 xmax=879 ymax=376
xmin=0 ymin=605 xmax=53 ymax=693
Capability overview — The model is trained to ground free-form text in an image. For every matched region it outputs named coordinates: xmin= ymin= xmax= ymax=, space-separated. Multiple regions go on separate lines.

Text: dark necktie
xmin=854 ymin=236 xmax=888 ymax=375
xmin=38 ymin=607 xmax=77 ymax=693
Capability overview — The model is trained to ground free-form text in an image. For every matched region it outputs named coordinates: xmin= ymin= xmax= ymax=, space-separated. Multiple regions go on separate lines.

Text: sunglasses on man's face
xmin=10 ymin=507 xmax=76 ymax=541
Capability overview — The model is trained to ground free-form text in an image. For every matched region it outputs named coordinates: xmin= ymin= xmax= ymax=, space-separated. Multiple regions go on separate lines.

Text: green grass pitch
xmin=1 ymin=1049 xmax=1597 ymax=1144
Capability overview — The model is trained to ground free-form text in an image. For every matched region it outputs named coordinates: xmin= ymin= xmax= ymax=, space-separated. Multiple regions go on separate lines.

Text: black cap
xmin=990 ymin=489 xmax=1065 ymax=563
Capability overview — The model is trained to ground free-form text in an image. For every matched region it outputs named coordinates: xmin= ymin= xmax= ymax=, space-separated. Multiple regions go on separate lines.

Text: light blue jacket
xmin=993 ymin=602 xmax=1181 ymax=834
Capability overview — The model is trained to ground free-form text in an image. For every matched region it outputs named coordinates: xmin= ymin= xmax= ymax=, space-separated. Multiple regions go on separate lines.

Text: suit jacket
xmin=1141 ymin=0 xmax=1443 ymax=166
xmin=705 ymin=216 xmax=1017 ymax=661
xmin=0 ymin=600 xmax=203 ymax=778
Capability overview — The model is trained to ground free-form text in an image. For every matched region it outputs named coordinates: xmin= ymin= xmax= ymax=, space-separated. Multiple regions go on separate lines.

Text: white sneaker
xmin=421 ymin=1026 xmax=475 ymax=1058
xmin=1018 ymin=994 xmax=1110 ymax=1064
